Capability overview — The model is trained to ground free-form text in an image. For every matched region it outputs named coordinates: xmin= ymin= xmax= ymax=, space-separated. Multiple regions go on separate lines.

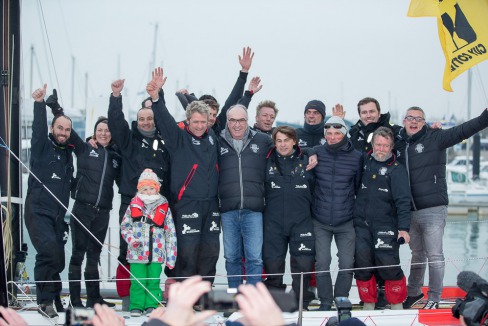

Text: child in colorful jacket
xmin=121 ymin=168 xmax=177 ymax=317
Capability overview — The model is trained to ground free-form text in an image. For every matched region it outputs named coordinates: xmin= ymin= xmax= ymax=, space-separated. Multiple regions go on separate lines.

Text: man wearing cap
xmin=348 ymin=97 xmax=401 ymax=153
xmin=312 ymin=116 xmax=363 ymax=311
xmin=251 ymin=100 xmax=278 ymax=136
xmin=296 ymin=100 xmax=327 ymax=148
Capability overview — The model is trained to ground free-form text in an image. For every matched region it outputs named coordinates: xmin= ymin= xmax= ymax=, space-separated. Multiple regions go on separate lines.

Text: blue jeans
xmin=407 ymin=205 xmax=447 ymax=302
xmin=222 ymin=209 xmax=263 ymax=288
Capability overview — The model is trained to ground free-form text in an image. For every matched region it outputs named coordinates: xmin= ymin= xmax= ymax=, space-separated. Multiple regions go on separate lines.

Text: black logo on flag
xmin=441 ymin=3 xmax=477 ymax=52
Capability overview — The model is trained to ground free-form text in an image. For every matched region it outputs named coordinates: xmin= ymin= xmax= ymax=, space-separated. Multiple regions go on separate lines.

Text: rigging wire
xmin=0 ymin=135 xmax=163 ymax=307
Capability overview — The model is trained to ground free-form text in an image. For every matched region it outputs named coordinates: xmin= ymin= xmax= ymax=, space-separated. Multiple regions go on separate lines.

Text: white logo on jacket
xmin=182 ymin=224 xmax=199 ymax=234
xmin=298 ymin=243 xmax=312 ymax=251
xmin=210 ymin=221 xmax=220 ymax=231
xmin=89 ymin=150 xmax=99 ymax=158
xmin=415 ymin=143 xmax=424 ymax=153
xmin=112 ymin=159 xmax=119 ymax=169
xmin=379 ymin=167 xmax=387 ymax=175
xmin=375 ymin=238 xmax=392 ymax=249
xmin=51 ymin=173 xmax=61 ymax=179
xmin=220 ymin=147 xmax=229 ymax=155
xmin=295 ymin=184 xmax=307 ymax=189
xmin=181 ymin=213 xmax=199 ymax=219
xmin=300 ymin=232 xmax=312 ymax=237
xmin=192 ymin=138 xmax=201 ymax=145
xmin=209 ymin=136 xmax=214 ymax=145
xmin=298 ymin=139 xmax=307 ymax=147
xmin=378 ymin=188 xmax=388 ymax=193
xmin=271 ymin=182 xmax=281 ymax=189
xmin=250 ymin=144 xmax=259 ymax=153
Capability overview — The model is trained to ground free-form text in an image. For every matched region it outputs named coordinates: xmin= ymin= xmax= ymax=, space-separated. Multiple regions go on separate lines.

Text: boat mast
xmin=0 ymin=0 xmax=24 ymax=307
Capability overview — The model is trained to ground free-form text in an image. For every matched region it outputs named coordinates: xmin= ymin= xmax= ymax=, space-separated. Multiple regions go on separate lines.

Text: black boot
xmin=85 ymin=273 xmax=115 ymax=308
xmin=68 ymin=270 xmax=85 ymax=308
xmin=54 ymin=295 xmax=65 ymax=312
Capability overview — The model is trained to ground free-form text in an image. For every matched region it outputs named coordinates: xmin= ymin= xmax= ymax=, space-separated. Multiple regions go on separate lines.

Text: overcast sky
xmin=21 ymin=0 xmax=488 ymax=127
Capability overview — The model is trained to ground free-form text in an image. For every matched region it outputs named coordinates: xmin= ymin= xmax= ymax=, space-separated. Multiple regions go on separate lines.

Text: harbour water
xmin=20 ymin=210 xmax=488 ymax=291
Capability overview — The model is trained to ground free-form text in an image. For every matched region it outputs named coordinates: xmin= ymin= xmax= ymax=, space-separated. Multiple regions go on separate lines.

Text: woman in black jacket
xmin=68 ymin=116 xmax=121 ymax=308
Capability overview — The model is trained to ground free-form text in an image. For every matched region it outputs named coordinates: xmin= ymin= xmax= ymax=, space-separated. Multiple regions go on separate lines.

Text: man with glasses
xmin=312 ymin=116 xmax=363 ymax=311
xmin=218 ymin=104 xmax=274 ymax=288
xmin=398 ymin=106 xmax=488 ymax=309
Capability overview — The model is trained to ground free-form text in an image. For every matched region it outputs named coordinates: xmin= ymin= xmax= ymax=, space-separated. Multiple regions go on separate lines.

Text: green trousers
xmin=129 ymin=263 xmax=162 ymax=311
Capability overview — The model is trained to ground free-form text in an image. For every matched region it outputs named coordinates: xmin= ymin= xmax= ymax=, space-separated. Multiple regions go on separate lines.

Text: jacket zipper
xmin=95 ymin=147 xmax=108 ymax=207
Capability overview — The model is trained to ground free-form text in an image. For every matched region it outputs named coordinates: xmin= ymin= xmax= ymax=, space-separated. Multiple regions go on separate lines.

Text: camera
xmin=64 ymin=308 xmax=95 ymax=326
xmin=325 ymin=297 xmax=353 ymax=326
xmin=452 ymin=272 xmax=488 ymax=326
xmin=200 ymin=288 xmax=297 ymax=313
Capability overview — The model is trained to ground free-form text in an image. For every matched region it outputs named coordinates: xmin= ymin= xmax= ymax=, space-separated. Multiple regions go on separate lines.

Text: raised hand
xmin=111 ymin=79 xmax=125 ymax=97
xmin=32 ymin=84 xmax=47 ymax=103
xmin=332 ymin=103 xmax=346 ymax=119
xmin=239 ymin=46 xmax=254 ymax=73
xmin=151 ymin=67 xmax=167 ymax=90
xmin=248 ymin=76 xmax=263 ymax=94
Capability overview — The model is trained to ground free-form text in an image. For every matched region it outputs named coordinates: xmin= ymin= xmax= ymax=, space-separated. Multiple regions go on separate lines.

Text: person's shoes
xmin=363 ymin=302 xmax=375 ymax=310
xmin=375 ymin=288 xmax=388 ymax=310
xmin=54 ymin=296 xmax=65 ymax=312
xmin=38 ymin=304 xmax=58 ymax=318
xmin=130 ymin=309 xmax=143 ymax=317
xmin=145 ymin=307 xmax=155 ymax=316
xmin=403 ymin=293 xmax=424 ymax=309
xmin=422 ymin=301 xmax=439 ymax=309
xmin=316 ymin=303 xmax=332 ymax=311
xmin=86 ymin=297 xmax=115 ymax=308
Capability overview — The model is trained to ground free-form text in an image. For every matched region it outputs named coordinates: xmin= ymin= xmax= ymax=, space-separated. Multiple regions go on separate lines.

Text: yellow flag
xmin=407 ymin=0 xmax=438 ymax=17
xmin=437 ymin=0 xmax=488 ymax=91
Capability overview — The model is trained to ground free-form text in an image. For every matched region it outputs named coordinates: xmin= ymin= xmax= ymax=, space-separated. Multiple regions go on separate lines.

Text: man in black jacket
xmin=25 ymin=85 xmax=76 ymax=318
xmin=263 ymin=126 xmax=315 ymax=309
xmin=349 ymin=97 xmax=401 ymax=153
xmin=353 ymin=127 xmax=411 ymax=311
xmin=398 ymin=106 xmax=488 ymax=309
xmin=147 ymin=68 xmax=221 ymax=283
xmin=108 ymin=79 xmax=170 ymax=301
xmin=312 ymin=116 xmax=363 ymax=311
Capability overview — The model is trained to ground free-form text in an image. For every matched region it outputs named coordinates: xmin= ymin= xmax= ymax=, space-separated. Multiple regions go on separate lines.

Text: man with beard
xmin=108 ymin=79 xmax=170 ymax=305
xmin=25 ymin=85 xmax=79 ymax=318
xmin=353 ymin=127 xmax=411 ymax=311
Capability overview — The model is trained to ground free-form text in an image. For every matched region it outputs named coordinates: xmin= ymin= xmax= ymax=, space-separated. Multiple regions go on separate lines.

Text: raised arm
xmin=238 ymin=76 xmax=262 ymax=109
xmin=107 ymin=79 xmax=132 ymax=151
xmin=216 ymin=47 xmax=255 ymax=126
xmin=147 ymin=68 xmax=184 ymax=150
xmin=30 ymin=84 xmax=49 ymax=157
xmin=437 ymin=108 xmax=488 ymax=149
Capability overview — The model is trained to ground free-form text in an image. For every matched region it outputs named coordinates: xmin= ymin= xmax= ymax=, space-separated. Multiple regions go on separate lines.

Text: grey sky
xmin=22 ymin=0 xmax=488 ymax=127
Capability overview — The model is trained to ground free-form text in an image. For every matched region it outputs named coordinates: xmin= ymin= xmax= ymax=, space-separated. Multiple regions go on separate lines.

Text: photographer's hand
xmin=91 ymin=304 xmax=125 ymax=326
xmin=235 ymin=282 xmax=285 ymax=326
xmin=0 ymin=306 xmax=28 ymax=326
xmin=154 ymin=276 xmax=216 ymax=326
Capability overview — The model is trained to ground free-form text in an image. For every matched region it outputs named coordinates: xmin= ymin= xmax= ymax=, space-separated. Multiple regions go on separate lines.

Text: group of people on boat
xmin=25 ymin=46 xmax=488 ymax=319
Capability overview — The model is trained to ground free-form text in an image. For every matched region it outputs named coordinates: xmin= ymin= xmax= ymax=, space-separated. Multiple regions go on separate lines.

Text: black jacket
xmin=152 ymin=93 xmax=219 ymax=202
xmin=70 ymin=138 xmax=121 ymax=210
xmin=353 ymin=153 xmax=411 ymax=231
xmin=349 ymin=112 xmax=402 ymax=153
xmin=312 ymin=139 xmax=363 ymax=226
xmin=296 ymin=123 xmax=325 ymax=148
xmin=218 ymin=128 xmax=273 ymax=213
xmin=108 ymin=95 xmax=170 ymax=199
xmin=264 ymin=146 xmax=314 ymax=230
xmin=395 ymin=109 xmax=488 ymax=210
xmin=27 ymin=101 xmax=76 ymax=215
